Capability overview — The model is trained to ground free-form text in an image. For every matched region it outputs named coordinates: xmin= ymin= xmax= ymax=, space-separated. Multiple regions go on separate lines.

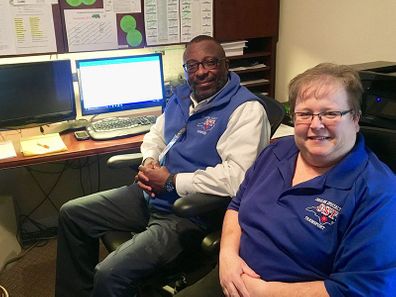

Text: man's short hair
xmin=185 ymin=35 xmax=226 ymax=59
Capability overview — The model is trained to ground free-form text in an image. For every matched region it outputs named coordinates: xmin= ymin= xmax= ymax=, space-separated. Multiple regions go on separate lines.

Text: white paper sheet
xmin=64 ymin=9 xmax=118 ymax=52
xmin=0 ymin=3 xmax=57 ymax=55
xmin=11 ymin=0 xmax=58 ymax=5
xmin=12 ymin=4 xmax=57 ymax=54
xmin=180 ymin=0 xmax=213 ymax=42
xmin=0 ymin=141 xmax=17 ymax=160
xmin=0 ymin=2 xmax=16 ymax=56
xmin=144 ymin=0 xmax=180 ymax=45
xmin=111 ymin=0 xmax=141 ymax=13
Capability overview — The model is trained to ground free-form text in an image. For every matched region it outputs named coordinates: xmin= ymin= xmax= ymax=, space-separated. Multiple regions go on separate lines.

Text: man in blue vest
xmin=55 ymin=35 xmax=270 ymax=297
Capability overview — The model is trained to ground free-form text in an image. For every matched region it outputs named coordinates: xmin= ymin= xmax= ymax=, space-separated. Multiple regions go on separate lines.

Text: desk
xmin=0 ymin=132 xmax=144 ymax=170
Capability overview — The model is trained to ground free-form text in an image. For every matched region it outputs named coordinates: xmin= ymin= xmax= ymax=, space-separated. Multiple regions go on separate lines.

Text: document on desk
xmin=0 ymin=141 xmax=17 ymax=160
xmin=20 ymin=133 xmax=67 ymax=157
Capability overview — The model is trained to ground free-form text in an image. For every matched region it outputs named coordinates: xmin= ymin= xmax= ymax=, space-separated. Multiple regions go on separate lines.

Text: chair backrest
xmin=360 ymin=125 xmax=396 ymax=173
xmin=254 ymin=93 xmax=286 ymax=137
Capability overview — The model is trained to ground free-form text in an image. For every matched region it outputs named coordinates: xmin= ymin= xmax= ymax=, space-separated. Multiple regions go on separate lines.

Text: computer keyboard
xmin=86 ymin=115 xmax=157 ymax=140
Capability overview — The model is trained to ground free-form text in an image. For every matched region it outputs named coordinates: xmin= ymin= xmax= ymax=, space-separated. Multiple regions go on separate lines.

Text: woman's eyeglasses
xmin=293 ymin=110 xmax=353 ymax=124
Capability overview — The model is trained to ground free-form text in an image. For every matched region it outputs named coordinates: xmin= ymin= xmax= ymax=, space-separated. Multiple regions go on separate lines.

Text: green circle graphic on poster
xmin=82 ymin=0 xmax=96 ymax=5
xmin=127 ymin=30 xmax=143 ymax=47
xmin=66 ymin=0 xmax=82 ymax=7
xmin=120 ymin=15 xmax=137 ymax=33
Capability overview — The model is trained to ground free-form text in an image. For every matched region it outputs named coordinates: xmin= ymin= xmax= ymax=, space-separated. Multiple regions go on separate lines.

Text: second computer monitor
xmin=76 ymin=53 xmax=166 ymax=116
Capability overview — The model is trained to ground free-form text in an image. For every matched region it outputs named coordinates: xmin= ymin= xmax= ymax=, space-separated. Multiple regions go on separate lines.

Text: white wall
xmin=276 ymin=0 xmax=396 ymax=102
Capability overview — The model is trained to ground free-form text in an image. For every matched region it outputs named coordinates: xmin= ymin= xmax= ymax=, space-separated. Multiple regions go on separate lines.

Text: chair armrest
xmin=173 ymin=193 xmax=231 ymax=217
xmin=201 ymin=230 xmax=221 ymax=254
xmin=107 ymin=153 xmax=143 ymax=169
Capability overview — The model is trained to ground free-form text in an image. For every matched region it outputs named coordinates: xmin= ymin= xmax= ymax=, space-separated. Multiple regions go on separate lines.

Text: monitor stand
xmin=48 ymin=119 xmax=89 ymax=134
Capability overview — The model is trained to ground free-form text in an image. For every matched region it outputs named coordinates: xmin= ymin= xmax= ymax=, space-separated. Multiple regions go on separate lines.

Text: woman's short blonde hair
xmin=288 ymin=63 xmax=363 ymax=119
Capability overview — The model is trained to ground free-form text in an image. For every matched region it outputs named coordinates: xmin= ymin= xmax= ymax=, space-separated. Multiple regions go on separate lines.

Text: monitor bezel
xmin=0 ymin=60 xmax=76 ymax=129
xmin=76 ymin=53 xmax=166 ymax=116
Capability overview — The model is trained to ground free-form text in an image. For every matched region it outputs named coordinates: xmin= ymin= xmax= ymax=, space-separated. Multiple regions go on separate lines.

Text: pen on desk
xmin=37 ymin=142 xmax=50 ymax=149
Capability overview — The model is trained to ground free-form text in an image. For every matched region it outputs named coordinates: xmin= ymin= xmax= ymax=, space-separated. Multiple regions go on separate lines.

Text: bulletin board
xmin=0 ymin=0 xmax=213 ymax=57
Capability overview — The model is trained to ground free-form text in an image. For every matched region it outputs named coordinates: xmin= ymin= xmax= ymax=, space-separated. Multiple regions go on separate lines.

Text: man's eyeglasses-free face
xmin=293 ymin=110 xmax=353 ymax=124
xmin=183 ymin=58 xmax=226 ymax=73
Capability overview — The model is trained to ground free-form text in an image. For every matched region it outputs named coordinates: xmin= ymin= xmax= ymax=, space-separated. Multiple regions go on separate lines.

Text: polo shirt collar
xmin=272 ymin=134 xmax=368 ymax=190
xmin=324 ymin=133 xmax=368 ymax=189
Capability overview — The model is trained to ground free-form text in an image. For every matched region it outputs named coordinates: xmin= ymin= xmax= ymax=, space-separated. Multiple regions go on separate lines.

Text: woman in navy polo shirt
xmin=176 ymin=63 xmax=396 ymax=297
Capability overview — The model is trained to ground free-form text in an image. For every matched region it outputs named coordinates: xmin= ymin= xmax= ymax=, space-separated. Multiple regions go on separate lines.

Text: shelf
xmin=223 ymin=36 xmax=275 ymax=96
xmin=215 ymin=0 xmax=279 ymax=98
xmin=240 ymin=79 xmax=270 ymax=87
xmin=228 ymin=51 xmax=272 ymax=60
xmin=230 ymin=66 xmax=270 ymax=74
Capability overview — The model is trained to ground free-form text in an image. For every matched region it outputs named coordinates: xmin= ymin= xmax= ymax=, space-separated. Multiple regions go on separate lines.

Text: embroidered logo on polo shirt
xmin=304 ymin=197 xmax=341 ymax=230
xmin=197 ymin=116 xmax=217 ymax=135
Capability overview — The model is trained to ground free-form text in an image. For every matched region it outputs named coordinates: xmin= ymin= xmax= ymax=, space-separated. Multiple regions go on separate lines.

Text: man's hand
xmin=219 ymin=253 xmax=260 ymax=297
xmin=135 ymin=158 xmax=160 ymax=196
xmin=136 ymin=162 xmax=171 ymax=197
xmin=142 ymin=157 xmax=160 ymax=168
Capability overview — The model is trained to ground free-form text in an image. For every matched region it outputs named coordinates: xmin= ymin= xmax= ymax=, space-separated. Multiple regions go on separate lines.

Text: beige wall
xmin=276 ymin=0 xmax=396 ymax=102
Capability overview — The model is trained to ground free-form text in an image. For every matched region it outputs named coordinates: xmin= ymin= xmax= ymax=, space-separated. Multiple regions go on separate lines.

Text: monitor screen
xmin=0 ymin=60 xmax=76 ymax=129
xmin=76 ymin=53 xmax=165 ymax=116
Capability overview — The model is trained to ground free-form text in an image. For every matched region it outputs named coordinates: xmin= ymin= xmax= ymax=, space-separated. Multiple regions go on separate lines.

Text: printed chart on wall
xmin=60 ymin=0 xmax=145 ymax=52
xmin=0 ymin=0 xmax=214 ymax=56
xmin=144 ymin=0 xmax=212 ymax=46
xmin=180 ymin=0 xmax=212 ymax=43
xmin=0 ymin=0 xmax=58 ymax=56
xmin=144 ymin=0 xmax=180 ymax=46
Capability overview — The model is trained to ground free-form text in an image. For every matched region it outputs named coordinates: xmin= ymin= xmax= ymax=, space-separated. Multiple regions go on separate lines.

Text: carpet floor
xmin=0 ymin=239 xmax=196 ymax=297
xmin=0 ymin=240 xmax=166 ymax=297
xmin=0 ymin=239 xmax=57 ymax=297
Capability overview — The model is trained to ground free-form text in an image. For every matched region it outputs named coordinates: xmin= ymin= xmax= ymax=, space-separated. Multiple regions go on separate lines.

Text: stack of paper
xmin=240 ymin=78 xmax=270 ymax=86
xmin=229 ymin=63 xmax=267 ymax=72
xmin=20 ymin=133 xmax=67 ymax=157
xmin=221 ymin=40 xmax=247 ymax=57
xmin=0 ymin=141 xmax=17 ymax=160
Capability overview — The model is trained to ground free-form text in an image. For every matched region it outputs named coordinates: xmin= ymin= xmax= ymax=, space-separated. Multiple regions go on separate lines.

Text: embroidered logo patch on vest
xmin=304 ymin=197 xmax=341 ymax=230
xmin=197 ymin=116 xmax=217 ymax=135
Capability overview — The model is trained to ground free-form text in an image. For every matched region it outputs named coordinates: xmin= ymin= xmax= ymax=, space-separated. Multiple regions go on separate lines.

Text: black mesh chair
xmin=360 ymin=125 xmax=396 ymax=173
xmin=254 ymin=92 xmax=286 ymax=136
xmin=101 ymin=95 xmax=285 ymax=296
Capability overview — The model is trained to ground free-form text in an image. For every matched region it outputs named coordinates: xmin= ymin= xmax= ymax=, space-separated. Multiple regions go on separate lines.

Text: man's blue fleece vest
xmin=150 ymin=72 xmax=259 ymax=212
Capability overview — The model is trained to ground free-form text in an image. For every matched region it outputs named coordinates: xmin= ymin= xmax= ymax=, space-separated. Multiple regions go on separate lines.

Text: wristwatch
xmin=164 ymin=174 xmax=176 ymax=193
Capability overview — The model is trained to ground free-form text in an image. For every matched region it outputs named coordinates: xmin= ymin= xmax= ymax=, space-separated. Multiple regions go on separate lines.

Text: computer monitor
xmin=0 ymin=60 xmax=76 ymax=129
xmin=76 ymin=53 xmax=165 ymax=116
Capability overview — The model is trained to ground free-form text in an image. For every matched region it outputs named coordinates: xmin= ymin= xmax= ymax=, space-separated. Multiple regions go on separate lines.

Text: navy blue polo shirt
xmin=229 ymin=135 xmax=396 ymax=296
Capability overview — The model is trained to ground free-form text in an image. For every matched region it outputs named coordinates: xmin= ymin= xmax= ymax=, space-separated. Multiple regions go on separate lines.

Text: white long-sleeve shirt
xmin=141 ymin=99 xmax=270 ymax=197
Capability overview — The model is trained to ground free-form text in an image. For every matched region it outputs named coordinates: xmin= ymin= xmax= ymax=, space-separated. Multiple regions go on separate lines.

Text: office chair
xmin=101 ymin=95 xmax=285 ymax=296
xmin=254 ymin=92 xmax=286 ymax=136
xmin=360 ymin=125 xmax=396 ymax=173
xmin=0 ymin=285 xmax=9 ymax=297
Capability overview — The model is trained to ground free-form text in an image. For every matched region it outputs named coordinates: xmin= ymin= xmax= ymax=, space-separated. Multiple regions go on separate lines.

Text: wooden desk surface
xmin=0 ymin=132 xmax=144 ymax=170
